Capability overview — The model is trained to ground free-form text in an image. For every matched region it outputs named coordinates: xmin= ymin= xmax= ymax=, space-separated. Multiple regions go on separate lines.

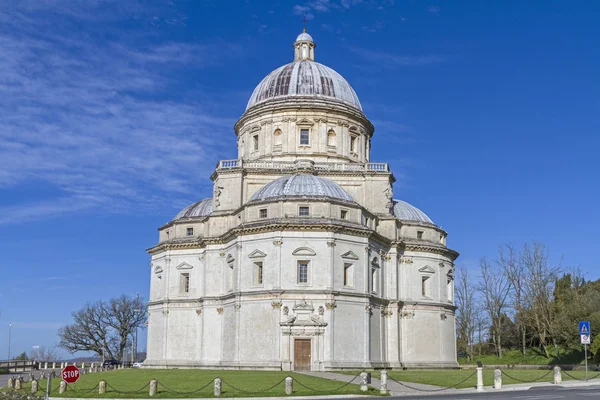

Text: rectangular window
xmin=299 ymin=206 xmax=309 ymax=216
xmin=350 ymin=136 xmax=357 ymax=153
xmin=340 ymin=210 xmax=348 ymax=220
xmin=371 ymin=268 xmax=378 ymax=293
xmin=186 ymin=227 xmax=194 ymax=236
xmin=417 ymin=230 xmax=424 ymax=240
xmin=422 ymin=276 xmax=431 ymax=297
xmin=298 ymin=261 xmax=308 ymax=284
xmin=344 ymin=263 xmax=353 ymax=287
xmin=447 ymin=278 xmax=453 ymax=302
xmin=255 ymin=262 xmax=263 ymax=285
xmin=180 ymin=273 xmax=190 ymax=294
xmin=228 ymin=263 xmax=234 ymax=291
xmin=300 ymin=129 xmax=310 ymax=145
xmin=253 ymin=134 xmax=259 ymax=151
xmin=259 ymin=208 xmax=268 ymax=219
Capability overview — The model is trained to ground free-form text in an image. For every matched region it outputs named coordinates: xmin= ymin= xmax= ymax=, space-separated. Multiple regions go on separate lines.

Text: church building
xmin=145 ymin=30 xmax=459 ymax=370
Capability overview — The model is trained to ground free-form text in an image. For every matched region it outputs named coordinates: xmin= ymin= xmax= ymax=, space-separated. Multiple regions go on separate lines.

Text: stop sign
xmin=62 ymin=365 xmax=80 ymax=384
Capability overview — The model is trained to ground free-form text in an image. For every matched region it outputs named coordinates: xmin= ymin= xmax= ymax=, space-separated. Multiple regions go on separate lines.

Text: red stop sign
xmin=62 ymin=365 xmax=80 ymax=384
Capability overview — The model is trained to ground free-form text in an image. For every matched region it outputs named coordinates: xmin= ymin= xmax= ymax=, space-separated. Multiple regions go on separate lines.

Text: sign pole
xmin=585 ymin=343 xmax=588 ymax=381
xmin=45 ymin=373 xmax=52 ymax=400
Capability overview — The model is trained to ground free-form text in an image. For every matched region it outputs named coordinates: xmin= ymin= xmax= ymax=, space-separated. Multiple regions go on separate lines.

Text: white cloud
xmin=0 ymin=2 xmax=243 ymax=224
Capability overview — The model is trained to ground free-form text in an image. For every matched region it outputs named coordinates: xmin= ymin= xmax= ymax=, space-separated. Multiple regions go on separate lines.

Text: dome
xmin=393 ymin=199 xmax=434 ymax=224
xmin=296 ymin=31 xmax=313 ymax=42
xmin=246 ymin=30 xmax=362 ymax=111
xmin=250 ymin=174 xmax=356 ymax=203
xmin=173 ymin=198 xmax=213 ymax=221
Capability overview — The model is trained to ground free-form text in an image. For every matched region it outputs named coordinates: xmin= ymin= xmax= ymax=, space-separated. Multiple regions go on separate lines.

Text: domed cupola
xmin=249 ymin=174 xmax=356 ymax=204
xmin=245 ymin=30 xmax=362 ymax=111
xmin=393 ymin=199 xmax=434 ymax=224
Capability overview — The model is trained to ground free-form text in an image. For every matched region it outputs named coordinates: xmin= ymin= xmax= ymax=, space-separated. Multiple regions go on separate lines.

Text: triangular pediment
xmin=176 ymin=262 xmax=193 ymax=270
xmin=248 ymin=249 xmax=267 ymax=259
xmin=154 ymin=266 xmax=163 ymax=274
xmin=341 ymin=251 xmax=359 ymax=260
xmin=297 ymin=118 xmax=314 ymax=126
xmin=292 ymin=247 xmax=316 ymax=256
xmin=419 ymin=265 xmax=435 ymax=274
xmin=226 ymin=254 xmax=235 ymax=263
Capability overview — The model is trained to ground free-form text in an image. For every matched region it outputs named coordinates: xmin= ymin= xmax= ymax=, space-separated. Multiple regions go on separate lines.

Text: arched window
xmin=273 ymin=128 xmax=282 ymax=146
xmin=327 ymin=129 xmax=336 ymax=147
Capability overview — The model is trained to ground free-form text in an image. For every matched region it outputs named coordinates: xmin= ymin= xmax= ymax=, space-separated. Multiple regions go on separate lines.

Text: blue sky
xmin=0 ymin=0 xmax=599 ymax=359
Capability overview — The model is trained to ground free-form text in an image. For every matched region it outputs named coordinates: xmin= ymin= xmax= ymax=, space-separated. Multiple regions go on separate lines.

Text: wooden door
xmin=294 ymin=339 xmax=311 ymax=371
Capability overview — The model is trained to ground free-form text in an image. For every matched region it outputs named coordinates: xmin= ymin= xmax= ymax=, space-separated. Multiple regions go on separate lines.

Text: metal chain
xmin=387 ymin=370 xmax=477 ymax=392
xmin=292 ymin=372 xmax=362 ymax=393
xmin=221 ymin=377 xmax=286 ymax=394
xmin=501 ymin=369 xmax=553 ymax=383
xmin=158 ymin=380 xmax=214 ymax=395
xmin=562 ymin=370 xmax=600 ymax=381
xmin=105 ymin=381 xmax=150 ymax=394
xmin=68 ymin=384 xmax=100 ymax=394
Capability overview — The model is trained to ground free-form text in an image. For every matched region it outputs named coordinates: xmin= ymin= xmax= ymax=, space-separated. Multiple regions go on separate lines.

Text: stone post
xmin=7 ymin=378 xmax=14 ymax=389
xmin=44 ymin=362 xmax=48 ymax=369
xmin=554 ymin=366 xmax=562 ymax=384
xmin=52 ymin=362 xmax=56 ymax=369
xmin=99 ymin=380 xmax=106 ymax=394
xmin=29 ymin=373 xmax=35 ymax=382
xmin=149 ymin=379 xmax=158 ymax=396
xmin=476 ymin=367 xmax=484 ymax=392
xmin=15 ymin=377 xmax=22 ymax=390
xmin=359 ymin=372 xmax=368 ymax=392
xmin=32 ymin=380 xmax=38 ymax=394
xmin=91 ymin=363 xmax=95 ymax=368
xmin=380 ymin=370 xmax=388 ymax=394
xmin=52 ymin=369 xmax=57 ymax=378
xmin=285 ymin=377 xmax=293 ymax=395
xmin=59 ymin=380 xmax=66 ymax=394
xmin=40 ymin=372 xmax=46 ymax=379
xmin=494 ymin=369 xmax=502 ymax=389
xmin=214 ymin=378 xmax=222 ymax=396
xmin=82 ymin=363 xmax=86 ymax=369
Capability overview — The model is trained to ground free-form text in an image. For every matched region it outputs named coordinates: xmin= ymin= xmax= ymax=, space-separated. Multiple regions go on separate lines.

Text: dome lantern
xmin=294 ymin=29 xmax=315 ymax=61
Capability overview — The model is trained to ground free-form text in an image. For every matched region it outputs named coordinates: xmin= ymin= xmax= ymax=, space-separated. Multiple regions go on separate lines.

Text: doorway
xmin=294 ymin=339 xmax=311 ymax=371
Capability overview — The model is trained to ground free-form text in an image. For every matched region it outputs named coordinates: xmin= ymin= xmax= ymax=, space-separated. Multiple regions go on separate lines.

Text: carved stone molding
xmin=365 ymin=304 xmax=373 ymax=315
xmin=234 ymin=304 xmax=241 ymax=311
xmin=282 ymin=306 xmax=289 ymax=315
xmin=195 ymin=309 xmax=202 ymax=315
xmin=325 ymin=301 xmax=337 ymax=310
xmin=384 ymin=253 xmax=392 ymax=261
xmin=327 ymin=240 xmax=336 ymax=247
xmin=318 ymin=306 xmax=325 ymax=315
xmin=216 ymin=308 xmax=224 ymax=315
xmin=382 ymin=308 xmax=394 ymax=317
xmin=400 ymin=309 xmax=415 ymax=319
xmin=271 ymin=301 xmax=282 ymax=309
xmin=440 ymin=312 xmax=448 ymax=320
xmin=162 ymin=310 xmax=169 ymax=316
xmin=273 ymin=239 xmax=283 ymax=246
xmin=399 ymin=256 xmax=414 ymax=264
xmin=219 ymin=252 xmax=226 ymax=257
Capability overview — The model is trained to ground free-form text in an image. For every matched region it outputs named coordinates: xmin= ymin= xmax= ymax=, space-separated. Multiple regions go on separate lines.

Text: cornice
xmin=395 ymin=240 xmax=459 ymax=261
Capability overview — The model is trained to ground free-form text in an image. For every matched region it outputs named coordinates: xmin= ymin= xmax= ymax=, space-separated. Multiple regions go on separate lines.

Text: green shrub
xmin=591 ymin=336 xmax=600 ymax=363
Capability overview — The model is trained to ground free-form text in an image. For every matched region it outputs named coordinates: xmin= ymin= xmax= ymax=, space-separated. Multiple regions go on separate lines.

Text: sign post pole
xmin=580 ymin=321 xmax=591 ymax=382
xmin=584 ymin=343 xmax=588 ymax=381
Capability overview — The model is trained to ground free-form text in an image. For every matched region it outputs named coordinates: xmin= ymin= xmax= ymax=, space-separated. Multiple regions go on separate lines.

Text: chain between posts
xmin=158 ymin=380 xmax=215 ymax=395
xmin=292 ymin=371 xmax=362 ymax=393
xmin=387 ymin=370 xmax=477 ymax=392
xmin=221 ymin=377 xmax=287 ymax=394
xmin=501 ymin=368 xmax=553 ymax=383
xmin=66 ymin=384 xmax=100 ymax=394
xmin=105 ymin=382 xmax=150 ymax=394
xmin=562 ymin=370 xmax=600 ymax=381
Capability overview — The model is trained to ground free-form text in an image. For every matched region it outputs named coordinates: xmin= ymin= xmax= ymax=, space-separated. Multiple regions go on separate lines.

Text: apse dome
xmin=250 ymin=174 xmax=356 ymax=204
xmin=246 ymin=30 xmax=362 ymax=112
xmin=173 ymin=198 xmax=213 ymax=221
xmin=393 ymin=199 xmax=434 ymax=224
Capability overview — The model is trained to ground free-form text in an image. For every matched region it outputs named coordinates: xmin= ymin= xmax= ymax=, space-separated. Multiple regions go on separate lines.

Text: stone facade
xmin=144 ymin=30 xmax=459 ymax=370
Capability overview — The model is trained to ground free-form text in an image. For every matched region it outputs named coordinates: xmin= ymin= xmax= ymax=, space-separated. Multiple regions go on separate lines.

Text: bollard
xmin=82 ymin=363 xmax=86 ymax=369
xmin=476 ymin=367 xmax=484 ymax=392
xmin=59 ymin=381 xmax=67 ymax=394
xmin=32 ymin=380 xmax=38 ymax=394
xmin=99 ymin=380 xmax=106 ymax=394
xmin=494 ymin=369 xmax=502 ymax=389
xmin=380 ymin=370 xmax=388 ymax=394
xmin=30 ymin=373 xmax=35 ymax=382
xmin=285 ymin=377 xmax=293 ymax=395
xmin=52 ymin=369 xmax=57 ymax=378
xmin=214 ymin=378 xmax=222 ymax=396
xmin=52 ymin=362 xmax=56 ymax=369
xmin=44 ymin=362 xmax=48 ymax=370
xmin=360 ymin=372 xmax=369 ymax=392
xmin=40 ymin=372 xmax=46 ymax=379
xmin=554 ymin=366 xmax=562 ymax=384
xmin=149 ymin=379 xmax=158 ymax=396
xmin=7 ymin=378 xmax=14 ymax=389
xmin=15 ymin=377 xmax=22 ymax=390
xmin=91 ymin=363 xmax=95 ymax=368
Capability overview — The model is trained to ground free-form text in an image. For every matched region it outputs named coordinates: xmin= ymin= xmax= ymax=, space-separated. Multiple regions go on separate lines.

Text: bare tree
xmin=498 ymin=244 xmax=528 ymax=355
xmin=479 ymin=257 xmax=512 ymax=358
xmin=58 ymin=295 xmax=146 ymax=361
xmin=520 ymin=242 xmax=560 ymax=358
xmin=455 ymin=266 xmax=477 ymax=360
xmin=29 ymin=346 xmax=59 ymax=362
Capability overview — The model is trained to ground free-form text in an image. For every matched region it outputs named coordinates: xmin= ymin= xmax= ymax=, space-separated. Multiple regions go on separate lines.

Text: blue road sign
xmin=580 ymin=321 xmax=590 ymax=335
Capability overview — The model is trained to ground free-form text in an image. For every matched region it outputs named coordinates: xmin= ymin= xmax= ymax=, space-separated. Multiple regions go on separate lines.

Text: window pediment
xmin=226 ymin=254 xmax=235 ymax=263
xmin=154 ymin=266 xmax=163 ymax=274
xmin=249 ymin=249 xmax=267 ymax=259
xmin=341 ymin=251 xmax=359 ymax=260
xmin=292 ymin=247 xmax=316 ymax=256
xmin=176 ymin=262 xmax=193 ymax=270
xmin=297 ymin=118 xmax=314 ymax=126
xmin=419 ymin=265 xmax=435 ymax=274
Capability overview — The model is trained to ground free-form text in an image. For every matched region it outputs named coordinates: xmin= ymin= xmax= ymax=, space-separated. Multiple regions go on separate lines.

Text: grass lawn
xmin=7 ymin=369 xmax=380 ymax=398
xmin=458 ymin=347 xmax=590 ymax=366
xmin=339 ymin=369 xmax=599 ymax=389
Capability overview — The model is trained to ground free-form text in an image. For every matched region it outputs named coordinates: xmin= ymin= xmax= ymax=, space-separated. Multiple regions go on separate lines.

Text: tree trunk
xmin=521 ymin=326 xmax=527 ymax=356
